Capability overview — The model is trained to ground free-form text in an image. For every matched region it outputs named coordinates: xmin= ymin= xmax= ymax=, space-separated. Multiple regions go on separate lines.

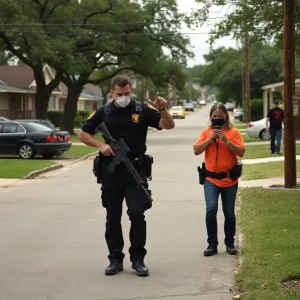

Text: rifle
xmin=95 ymin=122 xmax=153 ymax=209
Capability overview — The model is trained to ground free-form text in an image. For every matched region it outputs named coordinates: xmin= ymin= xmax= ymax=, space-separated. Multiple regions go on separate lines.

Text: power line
xmin=0 ymin=17 xmax=228 ymax=28
xmin=0 ymin=30 xmax=243 ymax=36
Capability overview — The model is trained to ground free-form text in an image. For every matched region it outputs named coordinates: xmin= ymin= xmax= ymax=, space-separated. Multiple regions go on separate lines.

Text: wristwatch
xmin=226 ymin=139 xmax=230 ymax=145
xmin=158 ymin=107 xmax=166 ymax=111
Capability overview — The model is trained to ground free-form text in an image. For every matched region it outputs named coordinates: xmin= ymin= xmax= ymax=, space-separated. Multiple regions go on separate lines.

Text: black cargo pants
xmin=100 ymin=160 xmax=151 ymax=263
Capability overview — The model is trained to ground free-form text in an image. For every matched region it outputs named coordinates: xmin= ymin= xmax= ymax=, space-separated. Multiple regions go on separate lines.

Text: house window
xmin=48 ymin=96 xmax=56 ymax=110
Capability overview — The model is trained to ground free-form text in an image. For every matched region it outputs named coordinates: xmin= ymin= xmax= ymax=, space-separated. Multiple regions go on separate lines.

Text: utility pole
xmin=284 ymin=0 xmax=297 ymax=188
xmin=241 ymin=62 xmax=245 ymax=110
xmin=244 ymin=33 xmax=251 ymax=123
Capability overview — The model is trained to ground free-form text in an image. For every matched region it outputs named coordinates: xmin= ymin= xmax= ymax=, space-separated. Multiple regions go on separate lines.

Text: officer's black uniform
xmin=81 ymin=99 xmax=162 ymax=275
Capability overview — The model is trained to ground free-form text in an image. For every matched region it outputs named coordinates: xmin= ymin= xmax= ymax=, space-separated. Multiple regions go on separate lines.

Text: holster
xmin=93 ymin=154 xmax=102 ymax=184
xmin=228 ymin=161 xmax=243 ymax=180
xmin=141 ymin=154 xmax=153 ymax=181
xmin=197 ymin=162 xmax=206 ymax=185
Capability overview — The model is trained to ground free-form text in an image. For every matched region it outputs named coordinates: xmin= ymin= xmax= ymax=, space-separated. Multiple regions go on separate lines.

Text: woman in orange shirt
xmin=193 ymin=103 xmax=246 ymax=257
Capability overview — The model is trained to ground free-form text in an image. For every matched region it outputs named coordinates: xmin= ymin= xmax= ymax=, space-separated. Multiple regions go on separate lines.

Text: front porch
xmin=262 ymin=79 xmax=300 ymax=117
xmin=0 ymin=90 xmax=36 ymax=119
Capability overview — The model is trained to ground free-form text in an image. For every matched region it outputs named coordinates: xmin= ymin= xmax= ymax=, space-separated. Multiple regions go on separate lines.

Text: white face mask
xmin=116 ymin=96 xmax=131 ymax=108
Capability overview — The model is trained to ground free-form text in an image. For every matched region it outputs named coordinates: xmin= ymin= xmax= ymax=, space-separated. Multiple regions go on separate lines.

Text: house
xmin=261 ymin=79 xmax=300 ymax=117
xmin=0 ymin=64 xmax=104 ymax=119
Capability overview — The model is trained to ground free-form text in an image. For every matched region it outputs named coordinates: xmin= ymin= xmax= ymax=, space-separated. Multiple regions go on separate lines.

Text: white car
xmin=199 ymin=99 xmax=206 ymax=106
xmin=247 ymin=118 xmax=285 ymax=140
xmin=234 ymin=108 xmax=243 ymax=120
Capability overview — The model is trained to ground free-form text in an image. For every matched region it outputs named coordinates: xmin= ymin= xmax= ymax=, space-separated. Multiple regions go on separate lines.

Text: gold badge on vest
xmin=132 ymin=114 xmax=140 ymax=123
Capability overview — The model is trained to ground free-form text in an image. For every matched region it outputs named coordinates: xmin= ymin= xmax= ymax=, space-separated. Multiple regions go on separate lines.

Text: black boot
xmin=226 ymin=245 xmax=238 ymax=255
xmin=105 ymin=261 xmax=123 ymax=275
xmin=204 ymin=245 xmax=218 ymax=256
xmin=132 ymin=261 xmax=149 ymax=277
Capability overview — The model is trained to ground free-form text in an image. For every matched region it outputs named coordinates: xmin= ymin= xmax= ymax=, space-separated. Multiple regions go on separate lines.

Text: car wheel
xmin=18 ymin=143 xmax=35 ymax=159
xmin=260 ymin=129 xmax=270 ymax=140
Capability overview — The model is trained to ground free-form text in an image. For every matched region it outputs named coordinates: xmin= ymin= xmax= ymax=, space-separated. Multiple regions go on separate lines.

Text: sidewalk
xmin=244 ymin=140 xmax=300 ymax=146
xmin=242 ymin=155 xmax=300 ymax=165
xmin=239 ymin=177 xmax=286 ymax=188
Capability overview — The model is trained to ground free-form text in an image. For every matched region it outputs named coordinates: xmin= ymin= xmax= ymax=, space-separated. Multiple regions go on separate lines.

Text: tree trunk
xmin=35 ymin=85 xmax=52 ymax=119
xmin=60 ymin=84 xmax=83 ymax=134
xmin=102 ymin=87 xmax=108 ymax=105
xmin=33 ymin=67 xmax=61 ymax=120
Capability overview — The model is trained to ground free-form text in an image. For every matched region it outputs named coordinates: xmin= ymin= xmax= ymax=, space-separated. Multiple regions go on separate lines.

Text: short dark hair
xmin=111 ymin=75 xmax=132 ymax=89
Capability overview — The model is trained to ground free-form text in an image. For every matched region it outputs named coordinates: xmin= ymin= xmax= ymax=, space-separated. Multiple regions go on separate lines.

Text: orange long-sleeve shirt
xmin=194 ymin=127 xmax=246 ymax=187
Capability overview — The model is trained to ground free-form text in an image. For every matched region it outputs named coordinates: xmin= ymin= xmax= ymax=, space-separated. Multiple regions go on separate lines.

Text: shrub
xmin=47 ymin=110 xmax=91 ymax=128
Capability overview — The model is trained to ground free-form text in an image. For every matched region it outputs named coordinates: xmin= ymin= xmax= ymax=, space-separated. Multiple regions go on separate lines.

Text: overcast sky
xmin=177 ymin=0 xmax=238 ymax=67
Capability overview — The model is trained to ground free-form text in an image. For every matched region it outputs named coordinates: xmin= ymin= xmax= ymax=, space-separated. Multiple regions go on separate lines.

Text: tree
xmin=0 ymin=0 xmax=74 ymax=119
xmin=0 ymin=0 xmax=192 ymax=133
xmin=194 ymin=0 xmax=300 ymax=56
xmin=52 ymin=0 xmax=192 ymax=133
xmin=198 ymin=43 xmax=289 ymax=105
xmin=0 ymin=44 xmax=11 ymax=65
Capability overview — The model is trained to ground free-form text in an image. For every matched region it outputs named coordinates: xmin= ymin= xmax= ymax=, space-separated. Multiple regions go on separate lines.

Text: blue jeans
xmin=203 ymin=180 xmax=238 ymax=247
xmin=270 ymin=128 xmax=282 ymax=154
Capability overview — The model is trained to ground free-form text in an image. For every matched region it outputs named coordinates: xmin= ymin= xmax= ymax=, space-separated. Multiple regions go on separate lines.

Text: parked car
xmin=169 ymin=106 xmax=185 ymax=119
xmin=0 ymin=117 xmax=9 ymax=121
xmin=234 ymin=108 xmax=244 ymax=121
xmin=225 ymin=102 xmax=235 ymax=112
xmin=13 ymin=119 xmax=55 ymax=129
xmin=199 ymin=99 xmax=206 ymax=106
xmin=184 ymin=103 xmax=194 ymax=112
xmin=248 ymin=118 xmax=286 ymax=140
xmin=0 ymin=121 xmax=71 ymax=159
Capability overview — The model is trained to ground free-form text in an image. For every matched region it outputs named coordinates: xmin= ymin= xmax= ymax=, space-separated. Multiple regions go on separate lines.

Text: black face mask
xmin=212 ymin=118 xmax=225 ymax=128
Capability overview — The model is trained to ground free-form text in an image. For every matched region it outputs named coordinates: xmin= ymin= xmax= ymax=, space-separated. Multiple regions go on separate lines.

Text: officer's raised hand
xmin=99 ymin=143 xmax=115 ymax=156
xmin=147 ymin=92 xmax=167 ymax=111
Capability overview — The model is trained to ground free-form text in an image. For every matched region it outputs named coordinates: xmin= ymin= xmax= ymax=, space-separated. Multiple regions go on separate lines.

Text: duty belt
xmin=206 ymin=170 xmax=229 ymax=180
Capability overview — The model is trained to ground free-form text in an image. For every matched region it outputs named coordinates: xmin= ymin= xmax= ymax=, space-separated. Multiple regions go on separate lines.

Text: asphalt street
xmin=0 ymin=105 xmax=236 ymax=300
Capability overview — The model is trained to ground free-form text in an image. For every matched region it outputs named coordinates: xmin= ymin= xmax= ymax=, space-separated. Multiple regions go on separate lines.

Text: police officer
xmin=78 ymin=75 xmax=175 ymax=277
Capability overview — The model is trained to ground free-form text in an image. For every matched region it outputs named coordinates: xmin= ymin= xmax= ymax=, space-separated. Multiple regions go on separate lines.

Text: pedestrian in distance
xmin=266 ymin=99 xmax=284 ymax=155
xmin=193 ymin=103 xmax=246 ymax=257
xmin=78 ymin=75 xmax=175 ymax=277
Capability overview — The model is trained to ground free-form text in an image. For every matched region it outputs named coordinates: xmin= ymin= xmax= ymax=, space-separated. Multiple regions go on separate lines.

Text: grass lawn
xmin=0 ymin=160 xmax=56 ymax=178
xmin=61 ymin=145 xmax=98 ymax=159
xmin=242 ymin=160 xmax=300 ymax=180
xmin=0 ymin=145 xmax=98 ymax=178
xmin=234 ymin=122 xmax=248 ymax=130
xmin=243 ymin=136 xmax=264 ymax=143
xmin=236 ymin=188 xmax=300 ymax=300
xmin=242 ymin=144 xmax=300 ymax=159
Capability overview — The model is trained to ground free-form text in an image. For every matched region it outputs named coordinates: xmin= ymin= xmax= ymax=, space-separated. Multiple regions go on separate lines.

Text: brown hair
xmin=209 ymin=103 xmax=233 ymax=129
xmin=111 ymin=75 xmax=132 ymax=89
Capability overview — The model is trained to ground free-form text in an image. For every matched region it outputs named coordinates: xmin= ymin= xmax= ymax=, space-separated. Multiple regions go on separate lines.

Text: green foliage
xmin=0 ymin=0 xmax=194 ymax=131
xmin=244 ymin=98 xmax=264 ymax=122
xmin=198 ymin=46 xmax=244 ymax=104
xmin=47 ymin=111 xmax=64 ymax=127
xmin=194 ymin=0 xmax=300 ymax=56
xmin=194 ymin=43 xmax=293 ymax=106
xmin=48 ymin=110 xmax=90 ymax=127
xmin=177 ymin=81 xmax=201 ymax=100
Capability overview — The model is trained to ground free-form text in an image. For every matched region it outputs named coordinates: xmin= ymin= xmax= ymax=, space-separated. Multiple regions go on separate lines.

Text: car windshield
xmin=171 ymin=107 xmax=182 ymax=111
xmin=27 ymin=122 xmax=53 ymax=131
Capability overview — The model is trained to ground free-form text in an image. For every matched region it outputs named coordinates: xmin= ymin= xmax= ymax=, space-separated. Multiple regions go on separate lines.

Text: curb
xmin=23 ymin=163 xmax=64 ymax=179
xmin=23 ymin=151 xmax=99 ymax=180
xmin=62 ymin=151 xmax=98 ymax=166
